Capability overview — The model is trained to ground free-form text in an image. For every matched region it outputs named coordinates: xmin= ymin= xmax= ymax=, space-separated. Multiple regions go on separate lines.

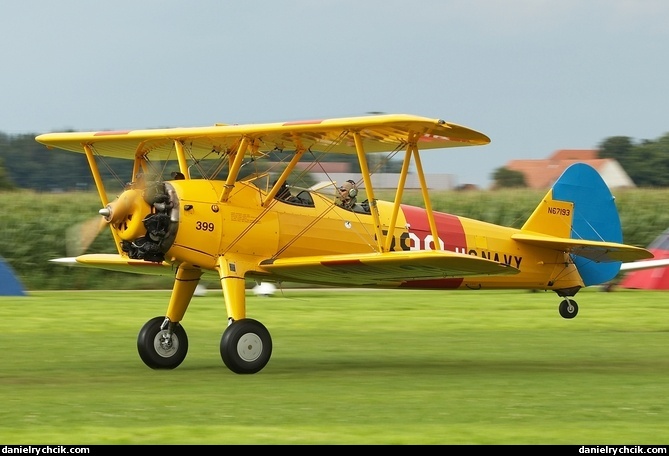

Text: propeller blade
xmin=65 ymin=216 xmax=107 ymax=257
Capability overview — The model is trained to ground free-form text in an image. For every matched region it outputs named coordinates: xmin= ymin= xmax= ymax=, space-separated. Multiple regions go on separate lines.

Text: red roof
xmin=505 ymin=149 xmax=616 ymax=189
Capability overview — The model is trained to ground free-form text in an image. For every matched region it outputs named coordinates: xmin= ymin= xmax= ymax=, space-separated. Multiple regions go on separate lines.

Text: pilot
xmin=336 ymin=179 xmax=367 ymax=213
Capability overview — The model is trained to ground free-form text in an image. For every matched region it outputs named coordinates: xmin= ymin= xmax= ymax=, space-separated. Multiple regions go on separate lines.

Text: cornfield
xmin=2 ymin=188 xmax=668 ymax=290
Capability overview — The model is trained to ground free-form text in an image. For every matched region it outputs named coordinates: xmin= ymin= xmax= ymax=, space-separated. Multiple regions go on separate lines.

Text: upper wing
xmin=259 ymin=250 xmax=519 ymax=287
xmin=511 ymin=233 xmax=653 ymax=263
xmin=35 ymin=114 xmax=490 ymax=160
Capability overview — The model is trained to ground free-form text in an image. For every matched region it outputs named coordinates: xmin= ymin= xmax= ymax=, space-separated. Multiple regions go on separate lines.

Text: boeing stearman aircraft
xmin=36 ymin=114 xmax=654 ymax=374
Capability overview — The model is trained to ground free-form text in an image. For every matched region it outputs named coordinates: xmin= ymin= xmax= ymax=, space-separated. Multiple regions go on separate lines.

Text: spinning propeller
xmin=65 ymin=188 xmax=146 ymax=257
xmin=65 ymin=215 xmax=107 ymax=257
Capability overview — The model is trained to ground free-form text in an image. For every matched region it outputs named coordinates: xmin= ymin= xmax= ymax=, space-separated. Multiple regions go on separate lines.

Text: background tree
xmin=0 ymin=156 xmax=16 ymax=190
xmin=491 ymin=167 xmax=527 ymax=188
xmin=598 ymin=136 xmax=634 ymax=163
xmin=3 ymin=128 xmax=669 ymax=190
xmin=599 ymin=133 xmax=669 ymax=187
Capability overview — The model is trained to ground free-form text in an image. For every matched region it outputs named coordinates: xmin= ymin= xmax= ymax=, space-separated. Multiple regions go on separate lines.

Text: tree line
xmin=491 ymin=132 xmax=669 ymax=188
xmin=493 ymin=133 xmax=669 ymax=188
xmin=1 ymin=130 xmax=668 ymax=191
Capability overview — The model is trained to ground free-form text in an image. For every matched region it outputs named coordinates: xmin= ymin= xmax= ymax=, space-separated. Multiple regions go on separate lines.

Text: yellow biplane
xmin=36 ymin=114 xmax=653 ymax=374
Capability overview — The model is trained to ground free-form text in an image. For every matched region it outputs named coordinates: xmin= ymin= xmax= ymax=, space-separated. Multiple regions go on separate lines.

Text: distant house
xmin=505 ymin=149 xmax=635 ymax=189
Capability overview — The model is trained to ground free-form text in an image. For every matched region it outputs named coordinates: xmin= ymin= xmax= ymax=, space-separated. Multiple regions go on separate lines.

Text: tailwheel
xmin=558 ymin=299 xmax=579 ymax=319
xmin=137 ymin=316 xmax=188 ymax=369
xmin=220 ymin=319 xmax=272 ymax=374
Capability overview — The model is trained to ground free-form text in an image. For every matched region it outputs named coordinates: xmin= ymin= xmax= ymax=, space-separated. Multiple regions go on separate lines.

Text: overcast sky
xmin=3 ymin=0 xmax=668 ymax=187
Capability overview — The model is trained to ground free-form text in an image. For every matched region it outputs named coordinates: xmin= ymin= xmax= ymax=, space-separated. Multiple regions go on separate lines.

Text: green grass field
xmin=1 ymin=287 xmax=668 ymax=444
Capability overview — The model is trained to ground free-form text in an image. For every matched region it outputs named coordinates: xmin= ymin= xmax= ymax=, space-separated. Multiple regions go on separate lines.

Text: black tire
xmin=137 ymin=316 xmax=188 ymax=369
xmin=558 ymin=299 xmax=579 ymax=319
xmin=220 ymin=319 xmax=272 ymax=374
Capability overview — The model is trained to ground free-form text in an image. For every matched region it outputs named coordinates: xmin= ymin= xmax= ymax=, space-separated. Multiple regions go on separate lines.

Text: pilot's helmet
xmin=339 ymin=180 xmax=358 ymax=199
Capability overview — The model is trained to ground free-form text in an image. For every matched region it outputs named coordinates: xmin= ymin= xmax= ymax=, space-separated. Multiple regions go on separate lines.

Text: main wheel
xmin=558 ymin=299 xmax=579 ymax=319
xmin=220 ymin=319 xmax=272 ymax=374
xmin=137 ymin=316 xmax=188 ymax=369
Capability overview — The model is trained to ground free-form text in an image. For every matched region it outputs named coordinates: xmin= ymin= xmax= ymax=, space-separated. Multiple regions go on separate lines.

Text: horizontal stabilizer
xmin=620 ymin=258 xmax=669 ymax=272
xmin=260 ymin=250 xmax=519 ymax=286
xmin=512 ymin=233 xmax=653 ymax=263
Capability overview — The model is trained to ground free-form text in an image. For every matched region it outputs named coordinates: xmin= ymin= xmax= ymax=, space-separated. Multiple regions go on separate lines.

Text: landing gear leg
xmin=136 ymin=265 xmax=202 ymax=369
xmin=217 ymin=257 xmax=273 ymax=374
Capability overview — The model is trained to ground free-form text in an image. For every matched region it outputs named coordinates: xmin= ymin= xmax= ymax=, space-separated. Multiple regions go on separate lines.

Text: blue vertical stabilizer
xmin=552 ymin=163 xmax=622 ymax=286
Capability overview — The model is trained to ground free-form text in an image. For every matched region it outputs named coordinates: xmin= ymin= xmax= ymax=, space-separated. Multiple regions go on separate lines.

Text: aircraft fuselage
xmin=114 ymin=179 xmax=580 ymax=292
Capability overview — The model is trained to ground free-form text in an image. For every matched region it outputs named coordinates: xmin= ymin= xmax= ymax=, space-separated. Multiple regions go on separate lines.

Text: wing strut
xmin=83 ymin=144 xmax=109 ymax=207
xmin=83 ymin=144 xmax=125 ymax=254
xmin=264 ymin=146 xmax=307 ymax=204
xmin=382 ymin=133 xmax=442 ymax=252
xmin=411 ymin=138 xmax=442 ymax=250
xmin=385 ymin=146 xmax=412 ymax=252
xmin=173 ymin=140 xmax=191 ymax=179
xmin=221 ymin=137 xmax=249 ymax=202
xmin=353 ymin=132 xmax=386 ymax=252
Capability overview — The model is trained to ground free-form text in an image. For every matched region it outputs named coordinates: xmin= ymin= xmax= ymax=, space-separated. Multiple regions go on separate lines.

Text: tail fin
xmin=521 ymin=163 xmax=623 ymax=286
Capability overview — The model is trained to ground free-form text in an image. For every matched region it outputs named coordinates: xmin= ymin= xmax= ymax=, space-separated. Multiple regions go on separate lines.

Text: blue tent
xmin=0 ymin=257 xmax=25 ymax=296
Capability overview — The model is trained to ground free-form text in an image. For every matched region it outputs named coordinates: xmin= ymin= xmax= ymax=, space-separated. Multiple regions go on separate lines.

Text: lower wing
xmin=52 ymin=250 xmax=520 ymax=287
xmin=259 ymin=250 xmax=519 ymax=287
xmin=50 ymin=255 xmax=175 ymax=276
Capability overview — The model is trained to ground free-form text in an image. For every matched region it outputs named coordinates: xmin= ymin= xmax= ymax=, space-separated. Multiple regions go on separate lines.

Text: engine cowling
xmin=101 ymin=181 xmax=179 ymax=263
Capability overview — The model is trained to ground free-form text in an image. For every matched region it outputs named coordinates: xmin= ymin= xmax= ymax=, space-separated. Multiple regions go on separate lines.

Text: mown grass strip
xmin=1 ymin=288 xmax=668 ymax=444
